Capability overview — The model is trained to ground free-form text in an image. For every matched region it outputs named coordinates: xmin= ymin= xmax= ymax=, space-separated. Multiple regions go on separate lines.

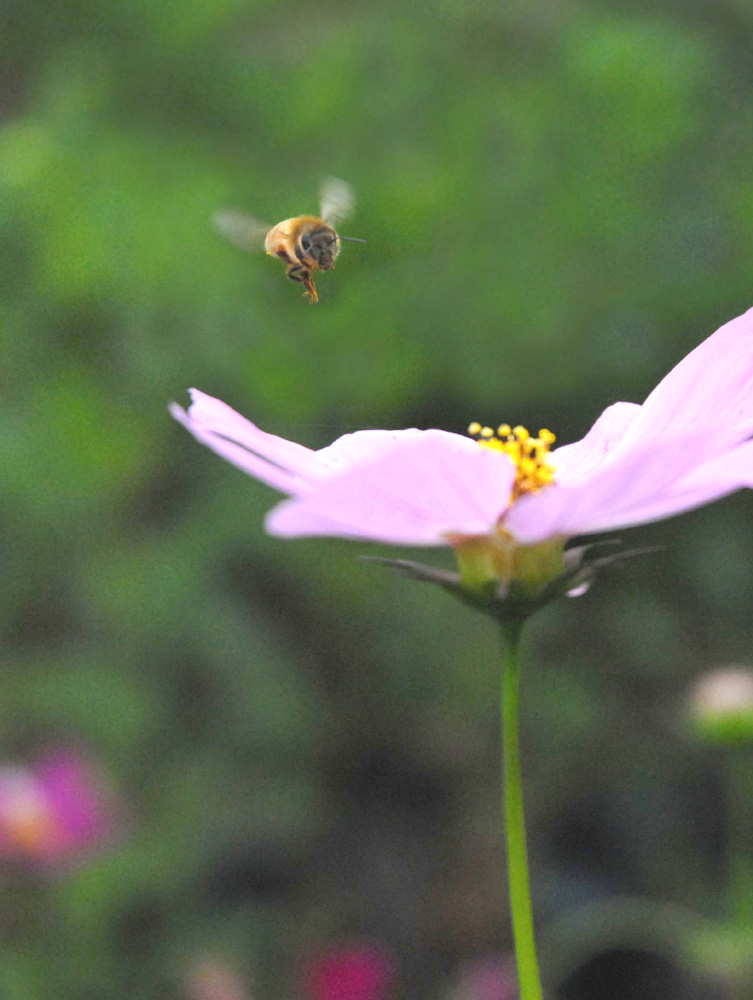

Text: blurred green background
xmin=3 ymin=0 xmax=753 ymax=996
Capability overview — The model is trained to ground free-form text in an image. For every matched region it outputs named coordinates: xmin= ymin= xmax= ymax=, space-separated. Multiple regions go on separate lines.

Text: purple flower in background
xmin=171 ymin=308 xmax=753 ymax=592
xmin=300 ymin=941 xmax=396 ymax=1000
xmin=0 ymin=748 xmax=117 ymax=865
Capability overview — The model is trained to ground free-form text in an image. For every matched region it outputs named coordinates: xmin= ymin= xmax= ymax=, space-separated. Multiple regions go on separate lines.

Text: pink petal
xmin=36 ymin=751 xmax=111 ymax=854
xmin=185 ymin=390 xmax=321 ymax=476
xmin=624 ymin=307 xmax=753 ymax=446
xmin=505 ymin=429 xmax=740 ymax=542
xmin=267 ymin=431 xmax=515 ymax=545
xmin=314 ymin=428 xmax=435 ymax=475
xmin=180 ymin=393 xmax=426 ymax=482
xmin=632 ymin=439 xmax=753 ymax=524
xmin=170 ymin=395 xmax=313 ymax=495
xmin=172 ymin=395 xmax=505 ymax=509
xmin=551 ymin=402 xmax=642 ymax=483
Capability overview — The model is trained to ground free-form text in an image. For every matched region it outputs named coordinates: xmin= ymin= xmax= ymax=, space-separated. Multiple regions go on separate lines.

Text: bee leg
xmin=285 ymin=263 xmax=306 ymax=283
xmin=285 ymin=264 xmax=318 ymax=303
xmin=302 ymin=275 xmax=318 ymax=303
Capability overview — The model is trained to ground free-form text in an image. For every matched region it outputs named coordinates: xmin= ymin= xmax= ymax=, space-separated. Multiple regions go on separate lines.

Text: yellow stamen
xmin=468 ymin=421 xmax=557 ymax=501
xmin=538 ymin=428 xmax=556 ymax=446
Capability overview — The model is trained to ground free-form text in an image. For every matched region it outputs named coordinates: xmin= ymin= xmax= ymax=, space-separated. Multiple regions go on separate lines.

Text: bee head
xmin=300 ymin=227 xmax=339 ymax=270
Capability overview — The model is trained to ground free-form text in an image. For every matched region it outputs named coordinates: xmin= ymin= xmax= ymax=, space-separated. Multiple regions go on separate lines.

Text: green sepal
xmin=362 ymin=541 xmax=659 ymax=625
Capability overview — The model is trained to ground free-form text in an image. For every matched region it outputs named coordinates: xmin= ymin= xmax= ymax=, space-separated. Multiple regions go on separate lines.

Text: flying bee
xmin=213 ymin=177 xmax=364 ymax=303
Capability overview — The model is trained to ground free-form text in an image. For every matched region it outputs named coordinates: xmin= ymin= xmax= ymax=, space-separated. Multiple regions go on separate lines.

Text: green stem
xmin=726 ymin=747 xmax=753 ymax=928
xmin=500 ymin=620 xmax=543 ymax=1000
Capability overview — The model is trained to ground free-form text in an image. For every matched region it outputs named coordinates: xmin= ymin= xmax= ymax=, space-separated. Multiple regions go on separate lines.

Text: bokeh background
xmin=3 ymin=0 xmax=753 ymax=997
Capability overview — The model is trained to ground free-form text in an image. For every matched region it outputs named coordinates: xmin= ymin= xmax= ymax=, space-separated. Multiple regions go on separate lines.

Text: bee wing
xmin=212 ymin=210 xmax=270 ymax=253
xmin=319 ymin=177 xmax=354 ymax=227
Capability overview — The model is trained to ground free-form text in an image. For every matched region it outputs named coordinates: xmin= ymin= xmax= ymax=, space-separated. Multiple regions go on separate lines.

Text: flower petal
xmin=505 ymin=429 xmax=736 ymax=542
xmin=552 ymin=401 xmax=642 ymax=483
xmin=170 ymin=400 xmax=307 ymax=495
xmin=511 ymin=310 xmax=753 ymax=543
xmin=314 ymin=428 xmax=448 ymax=475
xmin=625 ymin=307 xmax=753 ymax=445
xmin=267 ymin=430 xmax=516 ymax=545
xmin=180 ymin=389 xmax=323 ymax=475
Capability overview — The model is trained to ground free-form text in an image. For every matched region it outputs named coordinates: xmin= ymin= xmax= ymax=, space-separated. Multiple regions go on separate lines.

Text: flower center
xmin=468 ymin=422 xmax=556 ymax=501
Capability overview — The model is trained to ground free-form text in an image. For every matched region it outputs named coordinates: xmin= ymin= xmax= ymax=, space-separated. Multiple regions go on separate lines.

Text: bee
xmin=213 ymin=178 xmax=364 ymax=303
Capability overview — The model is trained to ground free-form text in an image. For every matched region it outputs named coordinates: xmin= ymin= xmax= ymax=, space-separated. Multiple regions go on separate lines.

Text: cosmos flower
xmin=299 ymin=942 xmax=396 ymax=1000
xmin=0 ymin=748 xmax=118 ymax=865
xmin=171 ymin=308 xmax=753 ymax=592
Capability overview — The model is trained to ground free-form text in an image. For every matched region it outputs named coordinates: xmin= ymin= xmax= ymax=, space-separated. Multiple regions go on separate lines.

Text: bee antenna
xmin=337 ymin=235 xmax=366 ymax=244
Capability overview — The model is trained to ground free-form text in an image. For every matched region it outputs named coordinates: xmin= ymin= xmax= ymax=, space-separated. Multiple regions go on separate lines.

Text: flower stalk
xmin=500 ymin=619 xmax=543 ymax=1000
xmin=726 ymin=747 xmax=753 ymax=929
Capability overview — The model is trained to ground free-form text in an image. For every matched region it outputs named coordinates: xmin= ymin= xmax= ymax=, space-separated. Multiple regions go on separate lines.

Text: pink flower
xmin=0 ymin=748 xmax=118 ymax=865
xmin=449 ymin=956 xmax=518 ymax=1000
xmin=170 ymin=308 xmax=753 ymax=561
xmin=300 ymin=942 xmax=396 ymax=1000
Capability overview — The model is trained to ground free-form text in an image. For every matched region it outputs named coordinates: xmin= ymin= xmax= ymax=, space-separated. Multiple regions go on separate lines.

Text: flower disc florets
xmin=468 ymin=422 xmax=556 ymax=501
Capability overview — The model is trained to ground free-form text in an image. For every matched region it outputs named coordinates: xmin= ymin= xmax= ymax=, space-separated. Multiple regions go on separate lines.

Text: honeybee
xmin=213 ymin=178 xmax=364 ymax=303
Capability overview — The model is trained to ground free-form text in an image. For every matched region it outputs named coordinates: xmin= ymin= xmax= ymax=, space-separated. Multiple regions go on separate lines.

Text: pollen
xmin=468 ymin=422 xmax=556 ymax=500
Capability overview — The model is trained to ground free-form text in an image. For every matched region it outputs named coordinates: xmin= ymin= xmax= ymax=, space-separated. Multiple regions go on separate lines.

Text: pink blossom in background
xmin=171 ymin=307 xmax=753 ymax=552
xmin=0 ymin=748 xmax=117 ymax=865
xmin=300 ymin=941 xmax=396 ymax=1000
xmin=448 ymin=956 xmax=518 ymax=1000
xmin=185 ymin=958 xmax=251 ymax=1000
